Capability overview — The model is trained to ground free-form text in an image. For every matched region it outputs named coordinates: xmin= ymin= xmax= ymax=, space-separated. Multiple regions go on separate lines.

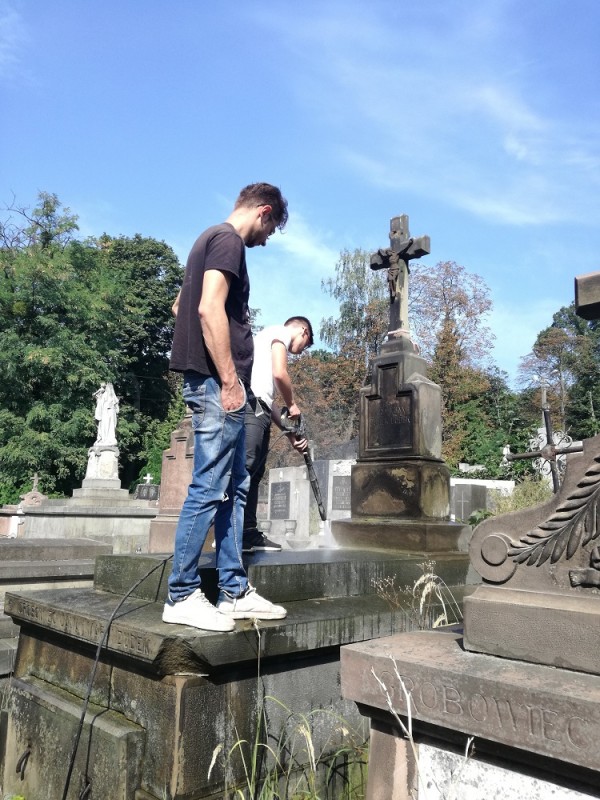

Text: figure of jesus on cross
xmin=370 ymin=214 xmax=430 ymax=338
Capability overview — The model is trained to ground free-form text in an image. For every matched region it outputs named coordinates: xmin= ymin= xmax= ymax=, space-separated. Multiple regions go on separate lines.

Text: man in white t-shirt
xmin=244 ymin=316 xmax=314 ymax=552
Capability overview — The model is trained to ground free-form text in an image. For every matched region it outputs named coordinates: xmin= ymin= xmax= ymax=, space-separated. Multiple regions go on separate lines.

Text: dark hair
xmin=285 ymin=316 xmax=314 ymax=347
xmin=235 ymin=183 xmax=289 ymax=231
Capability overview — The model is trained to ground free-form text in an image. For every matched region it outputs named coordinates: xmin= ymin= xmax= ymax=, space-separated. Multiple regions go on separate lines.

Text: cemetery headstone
xmin=340 ymin=268 xmax=600 ymax=799
xmin=332 ymin=213 xmax=469 ymax=551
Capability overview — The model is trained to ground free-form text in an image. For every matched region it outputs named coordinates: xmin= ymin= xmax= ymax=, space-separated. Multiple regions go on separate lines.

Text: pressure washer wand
xmin=280 ymin=409 xmax=327 ymax=521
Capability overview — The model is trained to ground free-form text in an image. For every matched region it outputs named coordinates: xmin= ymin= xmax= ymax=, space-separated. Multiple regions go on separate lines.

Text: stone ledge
xmin=0 ymin=559 xmax=98 ymax=580
xmin=92 ymin=548 xmax=473 ymax=603
xmin=341 ymin=629 xmax=600 ymax=772
xmin=0 ymin=538 xmax=112 ymax=560
xmin=331 ymin=518 xmax=471 ymax=552
xmin=464 ymin=585 xmax=600 ymax=675
xmin=3 ymin=587 xmax=471 ymax=675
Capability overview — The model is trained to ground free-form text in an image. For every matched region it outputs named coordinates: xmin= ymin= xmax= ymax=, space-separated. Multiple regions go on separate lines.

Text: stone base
xmin=341 ymin=630 xmax=600 ymax=783
xmin=464 ymin=584 xmax=600 ymax=676
xmin=331 ymin=517 xmax=471 ymax=553
xmin=0 ymin=549 xmax=477 ymax=799
xmin=72 ymin=485 xmax=130 ymax=502
xmin=351 ymin=459 xmax=451 ymax=519
xmin=147 ymin=513 xmax=179 ymax=553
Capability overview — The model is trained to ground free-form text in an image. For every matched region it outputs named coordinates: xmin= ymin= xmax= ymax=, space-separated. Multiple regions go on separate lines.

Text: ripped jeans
xmin=167 ymin=372 xmax=250 ymax=601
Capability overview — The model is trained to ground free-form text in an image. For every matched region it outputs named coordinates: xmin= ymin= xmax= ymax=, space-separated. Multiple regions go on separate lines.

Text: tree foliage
xmin=518 ymin=303 xmax=600 ymax=439
xmin=320 ymin=248 xmax=388 ymax=374
xmin=0 ymin=192 xmax=183 ymax=500
xmin=409 ymin=260 xmax=494 ymax=367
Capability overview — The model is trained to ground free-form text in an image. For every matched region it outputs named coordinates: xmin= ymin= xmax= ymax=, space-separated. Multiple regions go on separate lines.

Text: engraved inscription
xmin=331 ymin=476 xmax=351 ymax=511
xmin=366 ymin=364 xmax=413 ymax=451
xmin=8 ymin=598 xmax=153 ymax=659
xmin=386 ymin=673 xmax=591 ymax=752
xmin=270 ymin=482 xmax=290 ymax=520
xmin=112 ymin=626 xmax=151 ymax=657
xmin=9 ymin=598 xmax=105 ymax=642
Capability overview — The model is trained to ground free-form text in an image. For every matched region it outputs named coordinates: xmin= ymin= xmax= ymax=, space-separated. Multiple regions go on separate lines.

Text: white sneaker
xmin=217 ymin=586 xmax=287 ymax=620
xmin=162 ymin=588 xmax=235 ymax=632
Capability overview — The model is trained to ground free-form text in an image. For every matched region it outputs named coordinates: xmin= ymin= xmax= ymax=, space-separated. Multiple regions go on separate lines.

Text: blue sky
xmin=2 ymin=0 xmax=599 ymax=387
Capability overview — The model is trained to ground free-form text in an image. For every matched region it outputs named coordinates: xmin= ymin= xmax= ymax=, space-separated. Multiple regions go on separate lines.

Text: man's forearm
xmin=199 ymin=304 xmax=238 ymax=388
xmin=274 ymin=373 xmax=294 ymax=408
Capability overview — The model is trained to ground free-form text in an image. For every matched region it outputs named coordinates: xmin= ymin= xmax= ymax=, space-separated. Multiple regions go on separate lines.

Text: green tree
xmin=517 ymin=303 xmax=600 ymax=439
xmin=0 ymin=193 xmax=183 ymax=499
xmin=320 ymin=248 xmax=388 ymax=374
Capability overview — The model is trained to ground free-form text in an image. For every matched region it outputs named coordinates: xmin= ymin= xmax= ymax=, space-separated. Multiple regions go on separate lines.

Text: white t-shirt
xmin=250 ymin=324 xmax=292 ymax=409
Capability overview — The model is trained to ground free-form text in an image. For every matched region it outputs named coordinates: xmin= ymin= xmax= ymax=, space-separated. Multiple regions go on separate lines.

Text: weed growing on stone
xmin=372 ymin=560 xmax=462 ymax=629
xmin=209 ymin=620 xmax=368 ymax=799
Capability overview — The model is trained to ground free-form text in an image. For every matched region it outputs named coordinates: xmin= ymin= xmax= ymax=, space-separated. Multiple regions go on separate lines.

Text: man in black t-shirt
xmin=163 ymin=183 xmax=289 ymax=632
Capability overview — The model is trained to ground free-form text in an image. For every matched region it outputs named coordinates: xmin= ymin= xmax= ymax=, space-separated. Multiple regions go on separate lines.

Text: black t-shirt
xmin=169 ymin=223 xmax=253 ymax=385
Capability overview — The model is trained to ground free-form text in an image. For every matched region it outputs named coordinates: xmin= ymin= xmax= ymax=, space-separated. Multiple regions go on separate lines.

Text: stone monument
xmin=332 ymin=214 xmax=469 ymax=551
xmin=83 ymin=382 xmax=121 ymax=488
xmin=339 ymin=270 xmax=600 ymax=799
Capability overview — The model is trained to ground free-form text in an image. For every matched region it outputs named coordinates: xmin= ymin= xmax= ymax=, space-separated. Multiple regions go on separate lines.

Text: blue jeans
xmin=168 ymin=372 xmax=250 ymax=601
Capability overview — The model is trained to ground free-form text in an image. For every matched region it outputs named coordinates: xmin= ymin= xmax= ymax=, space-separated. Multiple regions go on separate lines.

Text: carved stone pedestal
xmin=466 ymin=433 xmax=600 ymax=676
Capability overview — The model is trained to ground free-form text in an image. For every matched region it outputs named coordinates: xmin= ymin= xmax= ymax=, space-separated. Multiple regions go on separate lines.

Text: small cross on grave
xmin=505 ymin=396 xmax=583 ymax=493
xmin=143 ymin=473 xmax=153 ymax=485
xmin=370 ymin=214 xmax=430 ymax=336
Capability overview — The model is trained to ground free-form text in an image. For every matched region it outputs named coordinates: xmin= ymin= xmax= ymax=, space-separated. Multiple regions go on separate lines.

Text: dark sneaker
xmin=242 ymin=530 xmax=282 ymax=553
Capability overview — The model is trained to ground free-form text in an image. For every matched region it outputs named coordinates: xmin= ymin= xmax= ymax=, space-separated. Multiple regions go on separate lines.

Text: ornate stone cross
xmin=370 ymin=214 xmax=430 ymax=336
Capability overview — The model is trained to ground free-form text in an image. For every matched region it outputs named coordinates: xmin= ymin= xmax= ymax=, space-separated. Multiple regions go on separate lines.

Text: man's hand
xmin=287 ymin=402 xmax=301 ymax=419
xmin=221 ymin=380 xmax=245 ymax=411
xmin=288 ymin=433 xmax=308 ymax=453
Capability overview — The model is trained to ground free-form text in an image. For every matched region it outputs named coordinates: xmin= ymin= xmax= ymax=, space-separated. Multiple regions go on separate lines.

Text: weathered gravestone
xmin=332 ymin=214 xmax=469 ymax=551
xmin=340 ymin=270 xmax=600 ymax=799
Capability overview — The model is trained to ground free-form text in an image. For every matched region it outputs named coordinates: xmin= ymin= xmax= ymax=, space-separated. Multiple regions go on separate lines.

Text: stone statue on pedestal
xmin=93 ymin=382 xmax=119 ymax=447
xmin=84 ymin=382 xmax=121 ymax=486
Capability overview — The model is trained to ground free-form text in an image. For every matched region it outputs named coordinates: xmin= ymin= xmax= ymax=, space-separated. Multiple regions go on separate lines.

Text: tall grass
xmin=209 ymin=621 xmax=368 ymax=799
xmin=372 ymin=560 xmax=462 ymax=629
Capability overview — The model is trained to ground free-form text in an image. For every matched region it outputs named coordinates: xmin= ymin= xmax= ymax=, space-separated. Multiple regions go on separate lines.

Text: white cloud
xmin=0 ymin=2 xmax=26 ymax=79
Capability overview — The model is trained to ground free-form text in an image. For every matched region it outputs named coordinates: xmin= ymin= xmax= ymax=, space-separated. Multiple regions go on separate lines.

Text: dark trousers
xmin=244 ymin=398 xmax=271 ymax=533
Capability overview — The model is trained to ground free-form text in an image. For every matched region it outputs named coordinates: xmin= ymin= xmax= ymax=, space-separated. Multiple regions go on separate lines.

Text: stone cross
xmin=143 ymin=473 xmax=153 ymax=485
xmin=370 ymin=214 xmax=430 ymax=335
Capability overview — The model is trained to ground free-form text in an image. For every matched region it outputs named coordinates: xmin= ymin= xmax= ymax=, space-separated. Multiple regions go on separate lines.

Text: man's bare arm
xmin=172 ymin=290 xmax=181 ymax=317
xmin=198 ymin=270 xmax=244 ymax=411
xmin=271 ymin=340 xmax=300 ymax=418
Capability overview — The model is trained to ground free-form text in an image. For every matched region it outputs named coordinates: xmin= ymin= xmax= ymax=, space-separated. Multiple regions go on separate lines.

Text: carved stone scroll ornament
xmin=470 ymin=454 xmax=600 ymax=585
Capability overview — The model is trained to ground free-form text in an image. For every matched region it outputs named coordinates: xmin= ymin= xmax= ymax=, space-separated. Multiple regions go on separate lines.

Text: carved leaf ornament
xmin=508 ymin=456 xmax=600 ymax=567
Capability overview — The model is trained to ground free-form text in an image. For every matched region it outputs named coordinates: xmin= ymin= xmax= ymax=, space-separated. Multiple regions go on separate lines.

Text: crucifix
xmin=370 ymin=214 xmax=430 ymax=336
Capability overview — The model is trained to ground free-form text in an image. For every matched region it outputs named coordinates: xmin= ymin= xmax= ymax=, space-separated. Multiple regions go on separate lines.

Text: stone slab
xmin=3 ymin=674 xmax=145 ymax=800
xmin=0 ymin=537 xmax=112 ymax=561
xmin=91 ymin=548 xmax=474 ymax=603
xmin=464 ymin=585 xmax=600 ymax=675
xmin=4 ymin=632 xmax=367 ymax=800
xmin=341 ymin=630 xmax=600 ymax=771
xmin=416 ymin=737 xmax=596 ymax=800
xmin=331 ymin=517 xmax=472 ymax=553
xmin=4 ymin=587 xmax=448 ymax=673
